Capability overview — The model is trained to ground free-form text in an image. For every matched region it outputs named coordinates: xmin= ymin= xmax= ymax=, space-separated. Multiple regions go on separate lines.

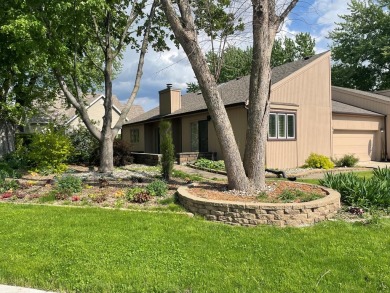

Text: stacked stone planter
xmin=177 ymin=184 xmax=341 ymax=227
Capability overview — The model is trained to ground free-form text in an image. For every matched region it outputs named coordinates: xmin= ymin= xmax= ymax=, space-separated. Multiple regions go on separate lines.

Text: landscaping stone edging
xmin=177 ymin=184 xmax=341 ymax=227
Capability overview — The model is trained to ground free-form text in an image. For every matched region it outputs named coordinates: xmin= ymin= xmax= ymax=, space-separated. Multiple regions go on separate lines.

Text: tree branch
xmin=277 ymin=0 xmax=299 ymax=25
xmin=112 ymin=0 xmax=158 ymax=136
xmin=113 ymin=2 xmax=138 ymax=59
xmin=92 ymin=14 xmax=106 ymax=53
xmin=54 ymin=70 xmax=101 ymax=140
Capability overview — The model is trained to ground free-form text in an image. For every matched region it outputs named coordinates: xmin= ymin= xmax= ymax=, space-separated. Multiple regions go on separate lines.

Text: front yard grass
xmin=0 ymin=203 xmax=389 ymax=292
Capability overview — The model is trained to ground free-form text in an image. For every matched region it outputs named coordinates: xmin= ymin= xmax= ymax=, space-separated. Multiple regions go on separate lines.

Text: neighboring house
xmin=332 ymin=87 xmax=389 ymax=162
xmin=25 ymin=94 xmax=144 ymax=134
xmin=122 ymin=51 xmax=390 ymax=168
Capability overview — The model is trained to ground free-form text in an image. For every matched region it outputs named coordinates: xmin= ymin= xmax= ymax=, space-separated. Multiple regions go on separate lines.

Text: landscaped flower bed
xmin=177 ymin=181 xmax=341 ymax=227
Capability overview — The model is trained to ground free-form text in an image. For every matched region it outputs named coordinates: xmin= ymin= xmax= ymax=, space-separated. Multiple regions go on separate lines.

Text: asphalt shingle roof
xmin=332 ymin=100 xmax=383 ymax=116
xmin=127 ymin=52 xmax=329 ymax=125
xmin=332 ymin=86 xmax=390 ymax=103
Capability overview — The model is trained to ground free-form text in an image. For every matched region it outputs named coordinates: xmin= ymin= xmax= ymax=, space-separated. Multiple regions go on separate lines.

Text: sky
xmin=112 ymin=0 xmax=352 ymax=112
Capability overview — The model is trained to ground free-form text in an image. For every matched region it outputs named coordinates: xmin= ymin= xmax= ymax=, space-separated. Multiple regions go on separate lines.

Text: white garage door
xmin=333 ymin=130 xmax=378 ymax=161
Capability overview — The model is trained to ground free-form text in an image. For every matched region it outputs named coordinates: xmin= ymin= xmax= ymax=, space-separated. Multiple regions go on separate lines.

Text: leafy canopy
xmin=329 ymin=0 xmax=390 ymax=90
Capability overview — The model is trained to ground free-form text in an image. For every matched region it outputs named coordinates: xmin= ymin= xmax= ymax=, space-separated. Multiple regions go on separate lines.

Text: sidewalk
xmin=0 ymin=285 xmax=55 ymax=293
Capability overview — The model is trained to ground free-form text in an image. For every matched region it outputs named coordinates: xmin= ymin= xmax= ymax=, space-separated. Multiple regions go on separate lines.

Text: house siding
xmin=267 ymin=53 xmax=332 ymax=168
xmin=332 ymin=87 xmax=390 ymax=158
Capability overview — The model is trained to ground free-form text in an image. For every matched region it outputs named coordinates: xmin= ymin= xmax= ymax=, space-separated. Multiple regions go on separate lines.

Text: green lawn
xmin=0 ymin=203 xmax=389 ymax=292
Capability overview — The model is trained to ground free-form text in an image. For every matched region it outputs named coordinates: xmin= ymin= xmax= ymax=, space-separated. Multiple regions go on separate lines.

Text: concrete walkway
xmin=0 ymin=285 xmax=55 ymax=293
xmin=357 ymin=161 xmax=390 ymax=168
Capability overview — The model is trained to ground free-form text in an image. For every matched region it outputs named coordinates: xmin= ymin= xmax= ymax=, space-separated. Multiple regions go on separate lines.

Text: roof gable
xmin=127 ymin=51 xmax=330 ymax=125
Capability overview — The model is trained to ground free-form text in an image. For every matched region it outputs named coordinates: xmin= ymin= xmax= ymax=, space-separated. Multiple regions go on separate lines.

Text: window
xmin=268 ymin=112 xmax=296 ymax=140
xmin=130 ymin=128 xmax=140 ymax=143
xmin=190 ymin=122 xmax=199 ymax=151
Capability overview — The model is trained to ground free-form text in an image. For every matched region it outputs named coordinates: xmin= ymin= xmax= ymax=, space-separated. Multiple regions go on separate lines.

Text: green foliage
xmin=329 ymin=0 xmax=390 ymax=90
xmin=88 ymin=192 xmax=107 ymax=203
xmin=67 ymin=126 xmax=99 ymax=165
xmin=334 ymin=154 xmax=359 ymax=167
xmin=125 ymin=187 xmax=146 ymax=202
xmin=52 ymin=175 xmax=83 ymax=199
xmin=171 ymin=169 xmax=203 ymax=182
xmin=194 ymin=158 xmax=225 ymax=171
xmin=146 ymin=179 xmax=168 ymax=197
xmin=320 ymin=167 xmax=390 ymax=209
xmin=160 ymin=120 xmax=175 ymax=181
xmin=27 ymin=126 xmax=73 ymax=174
xmin=304 ymin=153 xmax=335 ymax=169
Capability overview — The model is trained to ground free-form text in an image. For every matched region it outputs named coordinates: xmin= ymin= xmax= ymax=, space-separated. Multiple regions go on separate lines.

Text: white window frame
xmin=268 ymin=112 xmax=296 ymax=140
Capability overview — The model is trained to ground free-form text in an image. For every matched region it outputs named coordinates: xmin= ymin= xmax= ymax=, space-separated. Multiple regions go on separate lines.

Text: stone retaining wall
xmin=177 ymin=152 xmax=217 ymax=165
xmin=131 ymin=152 xmax=162 ymax=166
xmin=177 ymin=185 xmax=341 ymax=227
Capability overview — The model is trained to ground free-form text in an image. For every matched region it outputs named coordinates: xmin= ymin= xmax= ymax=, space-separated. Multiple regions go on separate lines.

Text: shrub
xmin=194 ymin=158 xmax=225 ymax=171
xmin=113 ymin=139 xmax=134 ymax=166
xmin=27 ymin=126 xmax=73 ymax=173
xmin=125 ymin=187 xmax=145 ymax=202
xmin=132 ymin=191 xmax=151 ymax=203
xmin=67 ymin=126 xmax=99 ymax=165
xmin=334 ymin=154 xmax=359 ymax=167
xmin=88 ymin=192 xmax=107 ymax=203
xmin=320 ymin=169 xmax=390 ymax=209
xmin=160 ymin=120 xmax=175 ymax=181
xmin=0 ymin=170 xmax=20 ymax=193
xmin=304 ymin=153 xmax=334 ymax=169
xmin=52 ymin=175 xmax=83 ymax=199
xmin=146 ymin=180 xmax=168 ymax=197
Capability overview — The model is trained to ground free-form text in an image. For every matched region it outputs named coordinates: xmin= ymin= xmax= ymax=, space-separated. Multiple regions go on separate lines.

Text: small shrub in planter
xmin=125 ymin=187 xmax=151 ymax=203
xmin=194 ymin=158 xmax=225 ymax=171
xmin=132 ymin=191 xmax=151 ymax=203
xmin=56 ymin=175 xmax=83 ymax=194
xmin=334 ymin=154 xmax=359 ymax=167
xmin=304 ymin=153 xmax=334 ymax=169
xmin=88 ymin=192 xmax=107 ymax=203
xmin=146 ymin=180 xmax=168 ymax=197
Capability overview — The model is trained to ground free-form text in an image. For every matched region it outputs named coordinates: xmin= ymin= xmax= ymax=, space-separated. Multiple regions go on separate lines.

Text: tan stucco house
xmin=122 ymin=51 xmax=389 ymax=168
xmin=26 ymin=94 xmax=144 ymax=133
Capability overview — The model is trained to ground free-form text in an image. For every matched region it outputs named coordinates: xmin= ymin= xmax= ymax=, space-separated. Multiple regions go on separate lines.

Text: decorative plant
xmin=304 ymin=153 xmax=334 ymax=169
xmin=146 ymin=179 xmax=168 ymax=197
xmin=160 ymin=120 xmax=175 ymax=181
xmin=333 ymin=154 xmax=359 ymax=167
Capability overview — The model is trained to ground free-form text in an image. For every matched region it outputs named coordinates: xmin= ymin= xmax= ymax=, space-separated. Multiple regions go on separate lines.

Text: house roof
xmin=376 ymin=89 xmax=390 ymax=98
xmin=332 ymin=86 xmax=390 ymax=103
xmin=30 ymin=94 xmax=144 ymax=124
xmin=332 ymin=100 xmax=384 ymax=116
xmin=126 ymin=51 xmax=329 ymax=125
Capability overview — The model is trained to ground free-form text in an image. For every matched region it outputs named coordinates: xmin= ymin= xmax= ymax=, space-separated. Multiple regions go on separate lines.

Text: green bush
xmin=304 ymin=153 xmax=334 ymax=169
xmin=320 ymin=168 xmax=390 ymax=209
xmin=67 ymin=126 xmax=99 ymax=165
xmin=194 ymin=158 xmax=225 ymax=171
xmin=160 ymin=120 xmax=175 ymax=181
xmin=125 ymin=187 xmax=151 ymax=203
xmin=28 ymin=126 xmax=73 ymax=173
xmin=334 ymin=154 xmax=359 ymax=167
xmin=125 ymin=187 xmax=146 ymax=202
xmin=52 ymin=175 xmax=83 ymax=199
xmin=146 ymin=180 xmax=168 ymax=197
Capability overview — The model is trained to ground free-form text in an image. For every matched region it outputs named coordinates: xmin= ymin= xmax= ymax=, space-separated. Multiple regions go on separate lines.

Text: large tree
xmin=187 ymin=33 xmax=315 ymax=92
xmin=330 ymin=0 xmax=390 ymax=91
xmin=5 ymin=0 xmax=165 ymax=172
xmin=161 ymin=0 xmax=299 ymax=191
xmin=0 ymin=2 xmax=57 ymax=156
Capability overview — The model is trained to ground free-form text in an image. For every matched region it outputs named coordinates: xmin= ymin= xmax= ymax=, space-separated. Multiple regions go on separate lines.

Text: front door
xmin=198 ymin=120 xmax=208 ymax=152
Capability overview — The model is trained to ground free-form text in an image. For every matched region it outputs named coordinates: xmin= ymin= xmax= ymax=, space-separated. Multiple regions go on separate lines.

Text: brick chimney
xmin=159 ymin=84 xmax=181 ymax=116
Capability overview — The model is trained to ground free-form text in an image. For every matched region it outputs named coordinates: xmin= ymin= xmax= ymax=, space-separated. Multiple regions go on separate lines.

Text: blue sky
xmin=112 ymin=0 xmax=351 ymax=112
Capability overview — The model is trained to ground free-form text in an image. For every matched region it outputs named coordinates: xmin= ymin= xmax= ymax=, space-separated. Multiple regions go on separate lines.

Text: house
xmin=25 ymin=94 xmax=144 ymax=133
xmin=332 ymin=87 xmax=388 ymax=161
xmin=122 ymin=51 xmax=388 ymax=168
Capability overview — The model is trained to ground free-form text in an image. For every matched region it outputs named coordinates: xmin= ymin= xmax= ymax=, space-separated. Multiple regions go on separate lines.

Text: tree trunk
xmin=99 ymin=132 xmax=114 ymax=172
xmin=99 ymin=13 xmax=115 ymax=172
xmin=160 ymin=0 xmax=249 ymax=191
xmin=243 ymin=2 xmax=277 ymax=190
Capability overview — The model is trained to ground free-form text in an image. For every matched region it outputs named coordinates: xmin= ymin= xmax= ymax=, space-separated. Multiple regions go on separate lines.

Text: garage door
xmin=333 ymin=130 xmax=378 ymax=161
